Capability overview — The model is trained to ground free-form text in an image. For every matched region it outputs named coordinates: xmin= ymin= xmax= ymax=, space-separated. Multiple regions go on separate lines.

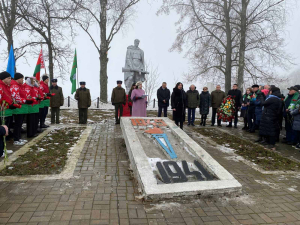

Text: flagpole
xmin=76 ymin=49 xmax=79 ymax=89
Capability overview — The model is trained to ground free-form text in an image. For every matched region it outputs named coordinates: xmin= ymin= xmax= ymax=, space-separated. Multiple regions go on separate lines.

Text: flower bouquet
xmin=217 ymin=96 xmax=236 ymax=122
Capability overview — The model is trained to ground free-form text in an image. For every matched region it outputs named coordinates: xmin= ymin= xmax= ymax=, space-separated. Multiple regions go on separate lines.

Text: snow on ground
xmin=255 ymin=180 xmax=280 ymax=189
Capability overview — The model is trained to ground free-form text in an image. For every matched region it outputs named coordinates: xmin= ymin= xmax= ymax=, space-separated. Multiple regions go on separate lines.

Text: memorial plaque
xmin=121 ymin=117 xmax=241 ymax=199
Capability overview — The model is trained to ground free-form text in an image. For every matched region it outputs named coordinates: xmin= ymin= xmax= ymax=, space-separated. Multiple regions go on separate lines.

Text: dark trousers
xmin=42 ymin=107 xmax=49 ymax=125
xmin=248 ymin=110 xmax=256 ymax=131
xmin=295 ymin=131 xmax=300 ymax=144
xmin=129 ymin=106 xmax=132 ymax=116
xmin=51 ymin=107 xmax=60 ymax=124
xmin=114 ymin=104 xmax=123 ymax=123
xmin=285 ymin=118 xmax=297 ymax=143
xmin=243 ymin=118 xmax=248 ymax=128
xmin=201 ymin=114 xmax=208 ymax=126
xmin=13 ymin=114 xmax=24 ymax=141
xmin=34 ymin=113 xmax=39 ymax=135
xmin=187 ymin=108 xmax=196 ymax=124
xmin=175 ymin=119 xmax=184 ymax=129
xmin=211 ymin=108 xmax=221 ymax=126
xmin=229 ymin=110 xmax=238 ymax=126
xmin=158 ymin=106 xmax=168 ymax=117
xmin=39 ymin=108 xmax=44 ymax=127
xmin=79 ymin=108 xmax=88 ymax=124
xmin=27 ymin=114 xmax=35 ymax=137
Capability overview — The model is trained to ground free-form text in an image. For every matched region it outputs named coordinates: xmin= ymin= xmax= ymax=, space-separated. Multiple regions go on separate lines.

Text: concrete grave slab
xmin=121 ymin=117 xmax=242 ymax=199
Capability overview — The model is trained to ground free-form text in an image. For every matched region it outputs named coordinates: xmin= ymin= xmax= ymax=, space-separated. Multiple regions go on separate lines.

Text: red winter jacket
xmin=10 ymin=80 xmax=26 ymax=104
xmin=40 ymin=81 xmax=49 ymax=96
xmin=23 ymin=83 xmax=33 ymax=99
xmin=0 ymin=80 xmax=13 ymax=106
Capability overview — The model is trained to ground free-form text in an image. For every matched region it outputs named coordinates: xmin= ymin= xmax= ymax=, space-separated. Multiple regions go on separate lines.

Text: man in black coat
xmin=227 ymin=84 xmax=242 ymax=128
xmin=157 ymin=82 xmax=170 ymax=117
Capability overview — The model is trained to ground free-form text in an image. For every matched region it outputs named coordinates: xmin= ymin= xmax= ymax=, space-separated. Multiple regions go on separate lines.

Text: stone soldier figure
xmin=75 ymin=81 xmax=91 ymax=124
xmin=49 ymin=79 xmax=64 ymax=124
xmin=111 ymin=80 xmax=126 ymax=124
xmin=123 ymin=39 xmax=148 ymax=93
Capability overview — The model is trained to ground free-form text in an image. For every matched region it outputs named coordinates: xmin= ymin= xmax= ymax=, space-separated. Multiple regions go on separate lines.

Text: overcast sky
xmin=0 ymin=1 xmax=299 ymax=101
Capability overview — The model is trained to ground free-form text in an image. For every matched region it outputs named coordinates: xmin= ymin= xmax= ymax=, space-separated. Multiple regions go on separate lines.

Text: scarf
xmin=285 ymin=92 xmax=299 ymax=110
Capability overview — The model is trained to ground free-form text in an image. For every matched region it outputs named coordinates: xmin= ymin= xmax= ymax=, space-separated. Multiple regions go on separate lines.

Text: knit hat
xmin=117 ymin=80 xmax=122 ymax=84
xmin=42 ymin=75 xmax=49 ymax=81
xmin=14 ymin=73 xmax=24 ymax=80
xmin=80 ymin=81 xmax=86 ymax=85
xmin=51 ymin=79 xmax=57 ymax=83
xmin=271 ymin=87 xmax=280 ymax=93
xmin=252 ymin=84 xmax=259 ymax=88
xmin=0 ymin=71 xmax=11 ymax=80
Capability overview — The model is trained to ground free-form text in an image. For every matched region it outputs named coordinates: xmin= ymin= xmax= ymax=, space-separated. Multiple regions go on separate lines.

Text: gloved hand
xmin=36 ymin=97 xmax=43 ymax=101
xmin=9 ymin=104 xmax=17 ymax=109
xmin=25 ymin=100 xmax=33 ymax=104
xmin=46 ymin=93 xmax=52 ymax=97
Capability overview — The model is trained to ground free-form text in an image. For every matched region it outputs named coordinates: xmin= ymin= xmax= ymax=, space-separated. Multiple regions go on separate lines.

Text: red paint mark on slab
xmin=145 ymin=127 xmax=164 ymax=134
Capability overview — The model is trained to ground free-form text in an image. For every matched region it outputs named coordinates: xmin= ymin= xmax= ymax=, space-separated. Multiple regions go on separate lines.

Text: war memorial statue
xmin=122 ymin=39 xmax=149 ymax=93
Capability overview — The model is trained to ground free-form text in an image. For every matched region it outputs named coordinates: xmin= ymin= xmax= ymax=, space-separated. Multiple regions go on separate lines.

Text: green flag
xmin=70 ymin=49 xmax=77 ymax=94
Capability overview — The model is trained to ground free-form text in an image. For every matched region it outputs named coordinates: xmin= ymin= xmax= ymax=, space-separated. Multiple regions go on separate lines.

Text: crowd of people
xmin=0 ymin=71 xmax=91 ymax=158
xmin=112 ymin=80 xmax=300 ymax=151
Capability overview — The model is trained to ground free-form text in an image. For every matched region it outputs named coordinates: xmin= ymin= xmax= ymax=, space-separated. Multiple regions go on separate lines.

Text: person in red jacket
xmin=24 ymin=77 xmax=38 ymax=138
xmin=0 ymin=72 xmax=17 ymax=140
xmin=33 ymin=80 xmax=43 ymax=134
xmin=10 ymin=73 xmax=33 ymax=145
xmin=39 ymin=75 xmax=50 ymax=128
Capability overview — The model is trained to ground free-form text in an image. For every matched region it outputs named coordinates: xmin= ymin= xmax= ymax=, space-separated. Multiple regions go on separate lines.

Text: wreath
xmin=217 ymin=95 xmax=236 ymax=122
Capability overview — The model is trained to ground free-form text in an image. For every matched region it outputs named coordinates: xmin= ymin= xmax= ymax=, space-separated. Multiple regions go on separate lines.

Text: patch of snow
xmin=6 ymin=150 xmax=13 ymax=154
xmin=38 ymin=148 xmax=46 ymax=152
xmin=145 ymin=202 xmax=182 ymax=212
xmin=255 ymin=180 xmax=280 ymax=189
xmin=183 ymin=146 xmax=196 ymax=158
xmin=8 ymin=167 xmax=13 ymax=170
xmin=287 ymin=186 xmax=297 ymax=192
xmin=224 ymin=156 xmax=244 ymax=162
xmin=218 ymin=145 xmax=236 ymax=154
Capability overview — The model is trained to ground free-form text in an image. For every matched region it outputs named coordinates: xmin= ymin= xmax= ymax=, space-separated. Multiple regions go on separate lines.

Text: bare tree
xmin=17 ymin=0 xmax=77 ymax=80
xmin=0 ymin=0 xmax=26 ymax=60
xmin=159 ymin=0 xmax=292 ymax=93
xmin=71 ymin=0 xmax=141 ymax=103
xmin=159 ymin=0 xmax=237 ymax=93
xmin=144 ymin=61 xmax=161 ymax=105
xmin=235 ymin=0 xmax=291 ymax=92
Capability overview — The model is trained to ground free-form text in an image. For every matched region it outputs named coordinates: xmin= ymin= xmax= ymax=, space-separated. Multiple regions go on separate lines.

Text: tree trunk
xmin=100 ymin=52 xmax=108 ymax=102
xmin=99 ymin=0 xmax=108 ymax=103
xmin=47 ymin=7 xmax=53 ymax=81
xmin=224 ymin=1 xmax=232 ymax=94
xmin=237 ymin=0 xmax=248 ymax=94
xmin=48 ymin=43 xmax=54 ymax=81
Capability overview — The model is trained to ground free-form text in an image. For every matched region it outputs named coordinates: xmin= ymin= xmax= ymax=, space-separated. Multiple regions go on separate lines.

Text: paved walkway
xmin=0 ymin=117 xmax=300 ymax=224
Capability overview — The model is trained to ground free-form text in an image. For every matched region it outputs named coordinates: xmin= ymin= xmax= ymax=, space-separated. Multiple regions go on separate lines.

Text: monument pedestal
xmin=121 ymin=117 xmax=242 ymax=199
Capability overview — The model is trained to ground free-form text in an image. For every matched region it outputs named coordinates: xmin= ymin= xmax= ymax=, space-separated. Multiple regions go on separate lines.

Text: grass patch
xmin=195 ymin=128 xmax=300 ymax=172
xmin=58 ymin=109 xmax=114 ymax=124
xmin=0 ymin=127 xmax=85 ymax=176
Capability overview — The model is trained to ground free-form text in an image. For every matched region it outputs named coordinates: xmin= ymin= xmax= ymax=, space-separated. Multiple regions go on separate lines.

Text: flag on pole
xmin=33 ymin=49 xmax=45 ymax=81
xmin=6 ymin=45 xmax=15 ymax=78
xmin=70 ymin=49 xmax=77 ymax=94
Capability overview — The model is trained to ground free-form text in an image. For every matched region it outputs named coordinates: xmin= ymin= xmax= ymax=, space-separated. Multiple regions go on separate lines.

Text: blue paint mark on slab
xmin=152 ymin=134 xmax=177 ymax=159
